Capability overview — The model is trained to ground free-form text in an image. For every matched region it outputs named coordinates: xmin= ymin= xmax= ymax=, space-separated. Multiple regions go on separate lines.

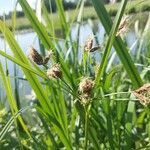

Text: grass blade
xmin=0 ymin=50 xmax=47 ymax=79
xmin=0 ymin=62 xmax=31 ymax=138
xmin=95 ymin=0 xmax=127 ymax=85
xmin=55 ymin=0 xmax=68 ymax=36
xmin=0 ymin=106 xmax=30 ymax=141
xmin=92 ymin=0 xmax=143 ymax=88
xmin=18 ymin=0 xmax=55 ymax=49
xmin=37 ymin=107 xmax=72 ymax=150
xmin=0 ymin=20 xmax=54 ymax=114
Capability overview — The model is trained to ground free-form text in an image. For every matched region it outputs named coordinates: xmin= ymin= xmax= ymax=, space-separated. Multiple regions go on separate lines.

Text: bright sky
xmin=0 ymin=0 xmax=36 ymax=15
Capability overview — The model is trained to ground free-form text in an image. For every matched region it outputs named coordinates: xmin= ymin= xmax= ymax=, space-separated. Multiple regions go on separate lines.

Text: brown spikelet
xmin=47 ymin=64 xmax=62 ymax=79
xmin=79 ymin=77 xmax=94 ymax=94
xmin=43 ymin=50 xmax=53 ymax=64
xmin=133 ymin=83 xmax=150 ymax=106
xmin=89 ymin=45 xmax=101 ymax=52
xmin=84 ymin=35 xmax=94 ymax=52
xmin=78 ymin=77 xmax=94 ymax=106
xmin=28 ymin=47 xmax=43 ymax=65
xmin=116 ymin=16 xmax=129 ymax=36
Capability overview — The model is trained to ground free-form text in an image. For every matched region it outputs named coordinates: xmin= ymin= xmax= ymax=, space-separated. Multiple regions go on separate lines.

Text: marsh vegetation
xmin=0 ymin=0 xmax=150 ymax=149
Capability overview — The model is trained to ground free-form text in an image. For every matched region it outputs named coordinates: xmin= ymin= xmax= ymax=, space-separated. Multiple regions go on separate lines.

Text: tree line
xmin=0 ymin=0 xmax=129 ymax=19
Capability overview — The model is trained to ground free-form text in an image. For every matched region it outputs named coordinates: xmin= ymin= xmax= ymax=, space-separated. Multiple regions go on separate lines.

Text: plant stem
xmin=84 ymin=104 xmax=91 ymax=150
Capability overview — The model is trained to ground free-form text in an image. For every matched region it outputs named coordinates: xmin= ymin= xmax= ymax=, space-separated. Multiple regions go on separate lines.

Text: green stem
xmin=84 ymin=104 xmax=91 ymax=150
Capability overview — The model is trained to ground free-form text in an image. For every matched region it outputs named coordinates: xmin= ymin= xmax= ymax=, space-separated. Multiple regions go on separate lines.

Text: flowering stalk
xmin=84 ymin=104 xmax=91 ymax=150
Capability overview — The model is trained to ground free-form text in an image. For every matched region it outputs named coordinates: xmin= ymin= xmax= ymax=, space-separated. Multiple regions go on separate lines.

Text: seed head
xmin=84 ymin=35 xmax=94 ymax=52
xmin=43 ymin=50 xmax=53 ymax=64
xmin=47 ymin=64 xmax=62 ymax=79
xmin=79 ymin=77 xmax=94 ymax=94
xmin=116 ymin=16 xmax=129 ymax=36
xmin=133 ymin=83 xmax=150 ymax=106
xmin=89 ymin=45 xmax=101 ymax=52
xmin=28 ymin=46 xmax=43 ymax=65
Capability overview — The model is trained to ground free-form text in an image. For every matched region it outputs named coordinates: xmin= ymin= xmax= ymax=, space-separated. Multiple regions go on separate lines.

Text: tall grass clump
xmin=0 ymin=0 xmax=150 ymax=149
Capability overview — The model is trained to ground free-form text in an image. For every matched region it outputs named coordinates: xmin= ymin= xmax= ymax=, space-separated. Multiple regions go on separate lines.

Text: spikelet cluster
xmin=133 ymin=83 xmax=150 ymax=106
xmin=28 ymin=47 xmax=43 ymax=65
xmin=28 ymin=46 xmax=62 ymax=80
xmin=47 ymin=64 xmax=62 ymax=79
xmin=116 ymin=16 xmax=129 ymax=36
xmin=28 ymin=46 xmax=52 ymax=65
xmin=84 ymin=35 xmax=101 ymax=52
xmin=78 ymin=77 xmax=94 ymax=106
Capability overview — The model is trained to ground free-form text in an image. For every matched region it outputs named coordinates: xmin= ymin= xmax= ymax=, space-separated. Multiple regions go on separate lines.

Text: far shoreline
xmin=0 ymin=11 xmax=149 ymax=38
xmin=1 ymin=0 xmax=150 ymax=36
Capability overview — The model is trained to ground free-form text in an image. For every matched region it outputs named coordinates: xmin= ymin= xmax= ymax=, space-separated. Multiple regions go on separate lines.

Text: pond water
xmin=0 ymin=19 xmax=145 ymax=105
xmin=0 ymin=22 xmax=138 ymax=61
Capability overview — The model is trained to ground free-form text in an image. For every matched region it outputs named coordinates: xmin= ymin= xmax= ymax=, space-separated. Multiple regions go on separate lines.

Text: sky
xmin=0 ymin=0 xmax=36 ymax=15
